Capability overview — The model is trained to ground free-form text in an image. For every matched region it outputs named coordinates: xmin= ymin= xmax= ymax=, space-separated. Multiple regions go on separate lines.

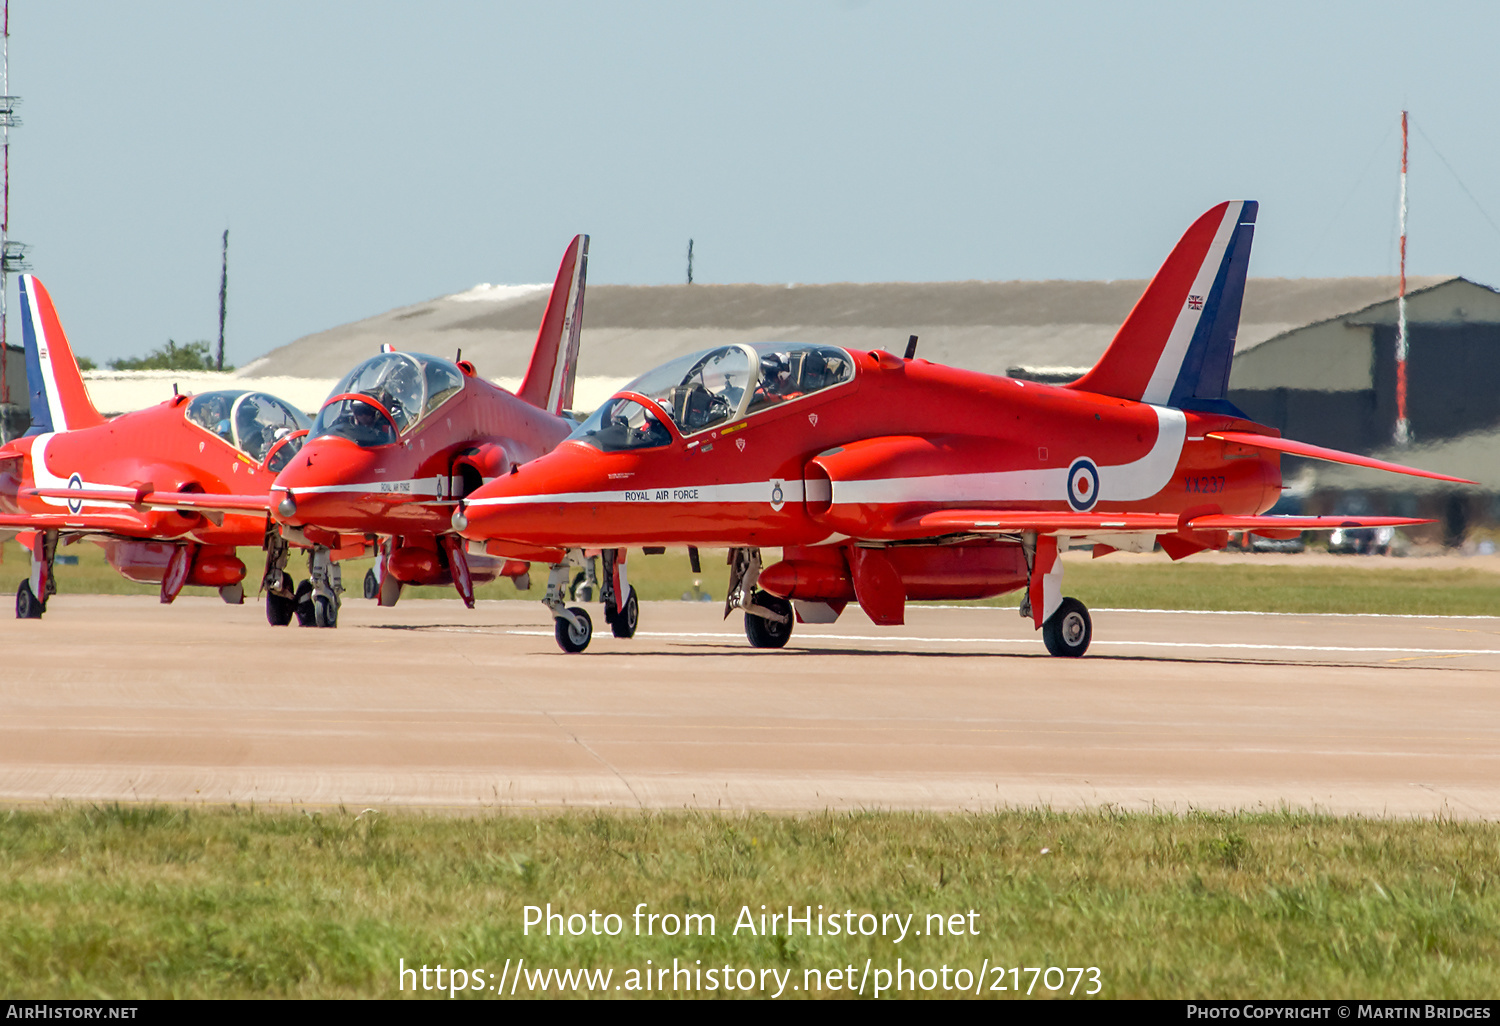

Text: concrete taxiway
xmin=2 ymin=596 xmax=1498 ymax=817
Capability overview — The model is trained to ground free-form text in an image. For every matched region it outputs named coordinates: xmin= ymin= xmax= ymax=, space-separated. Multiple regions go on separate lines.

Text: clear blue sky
xmin=13 ymin=1 xmax=1500 ymax=365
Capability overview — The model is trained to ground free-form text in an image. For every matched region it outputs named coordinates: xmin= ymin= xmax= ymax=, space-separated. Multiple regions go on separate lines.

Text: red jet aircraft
xmin=0 ymin=275 xmax=312 ymax=618
xmin=266 ymin=234 xmax=645 ymax=632
xmin=453 ymin=201 xmax=1472 ymax=654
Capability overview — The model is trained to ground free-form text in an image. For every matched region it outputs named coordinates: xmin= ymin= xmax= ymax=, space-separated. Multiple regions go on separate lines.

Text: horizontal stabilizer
xmin=1207 ymin=432 xmax=1477 ymax=484
xmin=1185 ymin=514 xmax=1435 ymax=532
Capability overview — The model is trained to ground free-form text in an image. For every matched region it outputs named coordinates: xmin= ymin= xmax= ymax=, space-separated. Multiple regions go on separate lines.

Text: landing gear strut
xmin=304 ymin=546 xmax=342 ymax=627
xmin=15 ymin=530 xmax=57 ymax=619
xmin=542 ymin=548 xmax=638 ymax=652
xmin=1021 ymin=531 xmax=1092 ymax=657
xmin=726 ymin=546 xmax=792 ymax=648
xmin=261 ymin=524 xmax=299 ymax=626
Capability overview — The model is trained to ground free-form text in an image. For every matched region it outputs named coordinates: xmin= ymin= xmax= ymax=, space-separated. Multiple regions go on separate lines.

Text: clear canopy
xmin=308 ymin=351 xmax=466 ymax=446
xmin=184 ymin=390 xmax=311 ymax=465
xmin=570 ymin=342 xmax=854 ymax=451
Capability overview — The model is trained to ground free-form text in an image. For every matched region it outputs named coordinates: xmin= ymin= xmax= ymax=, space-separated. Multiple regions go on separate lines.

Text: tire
xmin=314 ymin=594 xmax=338 ymax=629
xmin=611 ymin=586 xmax=639 ymax=639
xmin=555 ymin=606 xmax=592 ymax=653
xmin=294 ymin=580 xmax=317 ymax=627
xmin=1042 ymin=597 xmax=1092 ymax=657
xmin=744 ymin=590 xmax=793 ymax=649
xmin=15 ymin=580 xmax=44 ymax=619
xmin=266 ymin=581 xmax=296 ymax=626
xmin=363 ymin=568 xmax=379 ymax=600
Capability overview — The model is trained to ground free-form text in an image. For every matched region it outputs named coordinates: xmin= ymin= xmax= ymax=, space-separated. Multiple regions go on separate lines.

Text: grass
xmin=8 ymin=540 xmax=1494 ymax=616
xmin=3 ymin=805 xmax=1500 ymax=999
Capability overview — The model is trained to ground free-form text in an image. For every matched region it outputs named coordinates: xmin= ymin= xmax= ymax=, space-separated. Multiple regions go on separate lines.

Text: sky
xmin=10 ymin=1 xmax=1500 ymax=366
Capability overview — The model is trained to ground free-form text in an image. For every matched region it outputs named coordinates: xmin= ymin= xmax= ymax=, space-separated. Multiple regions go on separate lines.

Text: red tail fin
xmin=518 ymin=235 xmax=588 ymax=415
xmin=20 ymin=275 xmax=106 ymax=435
xmin=1070 ymin=202 xmax=1256 ymax=412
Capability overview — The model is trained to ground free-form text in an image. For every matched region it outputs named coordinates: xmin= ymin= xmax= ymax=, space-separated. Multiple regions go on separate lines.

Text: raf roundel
xmin=66 ymin=472 xmax=85 ymax=514
xmin=1066 ymin=457 xmax=1100 ymax=512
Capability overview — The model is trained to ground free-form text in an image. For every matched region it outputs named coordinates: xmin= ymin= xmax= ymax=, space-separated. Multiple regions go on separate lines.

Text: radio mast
xmin=0 ymin=0 xmax=27 ymax=430
xmin=1394 ymin=110 xmax=1410 ymax=446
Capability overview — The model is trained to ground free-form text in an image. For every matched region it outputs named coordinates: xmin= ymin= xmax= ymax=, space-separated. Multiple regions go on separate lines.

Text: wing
xmin=894 ymin=508 xmax=1433 ymax=537
xmin=24 ymin=485 xmax=271 ymax=515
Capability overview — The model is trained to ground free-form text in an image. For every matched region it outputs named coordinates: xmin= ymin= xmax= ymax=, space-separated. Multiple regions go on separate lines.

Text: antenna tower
xmin=686 ymin=238 xmax=694 ymax=285
xmin=1394 ymin=110 xmax=1410 ymax=446
xmin=216 ymin=229 xmax=228 ymax=371
xmin=0 ymin=0 xmax=26 ymax=417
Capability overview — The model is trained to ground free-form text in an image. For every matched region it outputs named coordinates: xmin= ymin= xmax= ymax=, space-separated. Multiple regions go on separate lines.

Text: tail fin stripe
xmin=1140 ymin=201 xmax=1243 ymax=405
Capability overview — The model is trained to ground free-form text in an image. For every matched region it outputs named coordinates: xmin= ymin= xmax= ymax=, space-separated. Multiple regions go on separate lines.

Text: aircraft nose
xmin=456 ymin=452 xmax=587 ymax=544
xmin=270 ymin=436 xmax=377 ymax=525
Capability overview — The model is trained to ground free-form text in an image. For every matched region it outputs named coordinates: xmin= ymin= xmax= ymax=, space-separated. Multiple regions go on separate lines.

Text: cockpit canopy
xmin=570 ymin=342 xmax=854 ymax=452
xmin=184 ymin=390 xmax=311 ymax=470
xmin=308 ymin=351 xmax=466 ymax=447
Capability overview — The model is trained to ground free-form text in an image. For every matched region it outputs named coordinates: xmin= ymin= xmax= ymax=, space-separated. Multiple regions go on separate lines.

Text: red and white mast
xmin=1394 ymin=110 xmax=1410 ymax=446
xmin=0 ymin=0 xmax=24 ymax=426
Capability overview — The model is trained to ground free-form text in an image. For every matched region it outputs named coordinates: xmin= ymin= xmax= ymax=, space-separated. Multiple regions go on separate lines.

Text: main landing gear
xmin=543 ymin=548 xmax=638 ymax=652
xmin=726 ymin=547 xmax=793 ymax=649
xmin=14 ymin=530 xmax=57 ymax=620
xmin=1019 ymin=532 xmax=1093 ymax=657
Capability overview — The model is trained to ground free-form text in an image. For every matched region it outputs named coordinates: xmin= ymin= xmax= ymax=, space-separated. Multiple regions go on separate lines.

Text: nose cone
xmin=458 ymin=445 xmax=602 ymax=546
xmin=271 ymin=436 xmax=383 ymax=529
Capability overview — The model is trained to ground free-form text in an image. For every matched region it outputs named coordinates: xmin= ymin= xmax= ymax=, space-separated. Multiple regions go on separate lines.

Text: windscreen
xmin=567 ymin=342 xmax=855 ymax=448
xmin=185 ymin=390 xmax=311 ymax=462
xmin=310 ymin=351 xmax=466 ymax=445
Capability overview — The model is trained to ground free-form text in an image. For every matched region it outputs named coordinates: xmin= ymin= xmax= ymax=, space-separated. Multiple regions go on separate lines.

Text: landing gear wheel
xmin=744 ymin=590 xmax=792 ymax=649
xmin=611 ymin=586 xmax=639 ymax=639
xmin=294 ymin=580 xmax=316 ymax=627
xmin=555 ymin=607 xmax=593 ymax=653
xmin=15 ymin=580 xmax=44 ymax=619
xmin=314 ymin=594 xmax=339 ymax=629
xmin=363 ymin=568 xmax=379 ymax=600
xmin=266 ymin=573 xmax=296 ymax=626
xmin=1042 ymin=597 xmax=1092 ymax=658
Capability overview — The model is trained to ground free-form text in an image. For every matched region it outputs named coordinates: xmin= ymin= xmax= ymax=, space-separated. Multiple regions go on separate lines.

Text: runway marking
xmin=500 ymin=629 xmax=1499 ymax=657
xmin=919 ymin=605 xmax=1500 ymax=621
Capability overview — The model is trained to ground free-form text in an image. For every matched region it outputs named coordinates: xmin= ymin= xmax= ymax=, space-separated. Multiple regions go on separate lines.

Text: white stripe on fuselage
xmin=831 ymin=405 xmax=1186 ymax=505
xmin=464 ymin=406 xmax=1187 ymax=511
xmin=28 ymin=434 xmax=135 ymax=510
xmin=1140 ymin=202 xmax=1241 ymax=406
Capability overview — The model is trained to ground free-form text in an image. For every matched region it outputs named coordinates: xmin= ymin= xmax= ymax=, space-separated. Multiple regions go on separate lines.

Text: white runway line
xmin=501 ymin=629 xmax=1498 ymax=657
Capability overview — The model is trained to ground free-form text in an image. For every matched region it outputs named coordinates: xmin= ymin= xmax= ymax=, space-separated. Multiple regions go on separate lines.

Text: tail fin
xmin=20 ymin=275 xmax=106 ymax=435
xmin=1069 ymin=201 xmax=1256 ymax=413
xmin=517 ymin=234 xmax=589 ymax=415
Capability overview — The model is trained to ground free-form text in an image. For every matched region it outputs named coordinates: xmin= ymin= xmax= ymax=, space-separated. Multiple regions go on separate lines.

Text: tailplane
xmin=1069 ymin=201 xmax=1256 ymax=414
xmin=20 ymin=275 xmax=106 ymax=435
xmin=518 ymin=234 xmax=589 ymax=416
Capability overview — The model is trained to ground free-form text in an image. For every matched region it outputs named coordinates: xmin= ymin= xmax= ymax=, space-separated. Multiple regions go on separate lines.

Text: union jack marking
xmin=1187 ymin=294 xmax=1204 ymax=311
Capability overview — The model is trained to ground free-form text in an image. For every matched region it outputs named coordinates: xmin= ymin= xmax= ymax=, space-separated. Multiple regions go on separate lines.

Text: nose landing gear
xmin=543 ymin=548 xmax=639 ymax=651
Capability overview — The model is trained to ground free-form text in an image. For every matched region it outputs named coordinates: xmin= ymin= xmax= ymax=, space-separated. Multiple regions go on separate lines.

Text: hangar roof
xmin=238 ymin=276 xmax=1456 ymax=385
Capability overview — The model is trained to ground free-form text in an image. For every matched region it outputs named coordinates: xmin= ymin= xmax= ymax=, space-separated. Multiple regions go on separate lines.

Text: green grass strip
xmin=3 ymin=805 xmax=1500 ymax=999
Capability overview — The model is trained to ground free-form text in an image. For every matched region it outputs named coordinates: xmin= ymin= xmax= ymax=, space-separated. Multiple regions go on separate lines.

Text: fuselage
xmin=0 ymin=391 xmax=304 ymax=545
xmin=458 ymin=345 xmax=1283 ymax=550
xmin=270 ymin=355 xmax=573 ymax=542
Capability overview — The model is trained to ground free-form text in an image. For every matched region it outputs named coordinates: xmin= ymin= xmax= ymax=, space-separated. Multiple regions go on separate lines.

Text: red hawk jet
xmin=452 ymin=202 xmax=1471 ymax=654
xmin=266 ymin=235 xmax=634 ymax=630
xmin=0 ymin=275 xmax=311 ymax=618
